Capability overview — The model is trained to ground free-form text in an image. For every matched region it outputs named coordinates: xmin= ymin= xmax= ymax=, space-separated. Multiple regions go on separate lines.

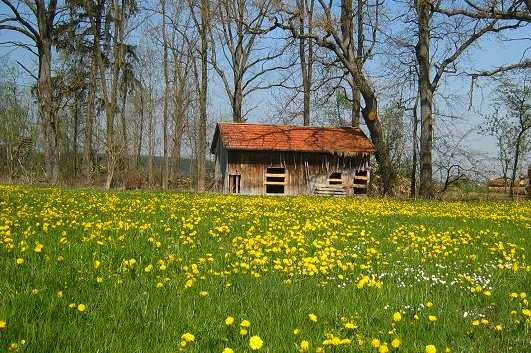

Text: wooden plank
xmin=263 ymin=181 xmax=287 ymax=185
xmin=354 ymin=175 xmax=368 ymax=181
xmin=265 ymin=173 xmax=287 ymax=178
xmin=352 ymin=184 xmax=367 ymax=188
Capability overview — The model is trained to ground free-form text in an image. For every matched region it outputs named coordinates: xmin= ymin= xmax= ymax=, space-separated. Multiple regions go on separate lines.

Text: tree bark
xmin=84 ymin=58 xmax=97 ymax=180
xmin=411 ymin=96 xmax=419 ymax=198
xmin=161 ymin=0 xmax=170 ymax=189
xmin=197 ymin=0 xmax=209 ymax=191
xmin=351 ymin=0 xmax=363 ymax=128
xmin=415 ymin=0 xmax=435 ymax=198
xmin=37 ymin=36 xmax=59 ymax=184
xmin=298 ymin=0 xmax=314 ymax=126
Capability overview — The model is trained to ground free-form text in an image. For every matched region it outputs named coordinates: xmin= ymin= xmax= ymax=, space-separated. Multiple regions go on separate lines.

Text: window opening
xmin=353 ymin=170 xmax=368 ymax=194
xmin=265 ymin=167 xmax=286 ymax=194
xmin=328 ymin=172 xmax=343 ymax=185
xmin=228 ymin=174 xmax=241 ymax=194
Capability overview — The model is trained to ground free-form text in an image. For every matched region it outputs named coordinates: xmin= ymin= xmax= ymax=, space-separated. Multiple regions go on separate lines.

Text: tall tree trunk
xmin=351 ymin=79 xmax=361 ymax=127
xmin=411 ymin=96 xmax=419 ymax=198
xmin=120 ymin=83 xmax=129 ymax=171
xmin=84 ymin=59 xmax=97 ymax=180
xmin=171 ymin=58 xmax=185 ymax=180
xmin=38 ymin=39 xmax=59 ymax=184
xmin=351 ymin=0 xmax=363 ymax=128
xmin=147 ymin=101 xmax=154 ymax=187
xmin=233 ymin=78 xmax=243 ymax=123
xmin=298 ymin=0 xmax=314 ymax=126
xmin=73 ymin=92 xmax=80 ymax=179
xmin=161 ymin=0 xmax=170 ymax=189
xmin=197 ymin=0 xmax=209 ymax=192
xmin=509 ymin=130 xmax=524 ymax=199
xmin=338 ymin=0 xmax=393 ymax=194
xmin=136 ymin=92 xmax=144 ymax=169
xmin=415 ymin=0 xmax=434 ymax=198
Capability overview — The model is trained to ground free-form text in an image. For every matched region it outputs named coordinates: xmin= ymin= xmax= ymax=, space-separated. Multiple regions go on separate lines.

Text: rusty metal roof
xmin=211 ymin=122 xmax=376 ymax=154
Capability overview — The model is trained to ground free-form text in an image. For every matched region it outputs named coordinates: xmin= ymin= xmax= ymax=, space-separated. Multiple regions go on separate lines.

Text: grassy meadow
xmin=1 ymin=185 xmax=530 ymax=352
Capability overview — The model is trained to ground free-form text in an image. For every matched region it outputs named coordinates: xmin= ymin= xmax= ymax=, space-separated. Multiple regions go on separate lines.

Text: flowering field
xmin=1 ymin=185 xmax=530 ymax=353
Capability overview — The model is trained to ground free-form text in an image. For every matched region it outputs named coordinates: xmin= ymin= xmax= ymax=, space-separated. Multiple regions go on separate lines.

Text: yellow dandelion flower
xmin=344 ymin=322 xmax=357 ymax=329
xmin=293 ymin=328 xmax=301 ymax=335
xmin=225 ymin=316 xmax=234 ymax=325
xmin=308 ymin=313 xmax=318 ymax=322
xmin=299 ymin=340 xmax=310 ymax=351
xmin=426 ymin=301 xmax=433 ymax=308
xmin=522 ymin=309 xmax=531 ymax=317
xmin=472 ymin=320 xmax=480 ymax=326
xmin=199 ymin=291 xmax=208 ymax=296
xmin=379 ymin=344 xmax=389 ymax=353
xmin=393 ymin=312 xmax=402 ymax=322
xmin=428 ymin=315 xmax=437 ymax=322
xmin=57 ymin=291 xmax=63 ymax=298
xmin=240 ymin=319 xmax=251 ymax=327
xmin=0 ymin=320 xmax=6 ymax=329
xmin=425 ymin=344 xmax=437 ymax=353
xmin=181 ymin=332 xmax=195 ymax=342
xmin=495 ymin=324 xmax=503 ymax=331
xmin=249 ymin=335 xmax=263 ymax=350
xmin=510 ymin=292 xmax=518 ymax=298
xmin=16 ymin=258 xmax=24 ymax=265
xmin=222 ymin=348 xmax=234 ymax=353
xmin=240 ymin=327 xmax=248 ymax=335
xmin=77 ymin=303 xmax=86 ymax=312
xmin=371 ymin=338 xmax=381 ymax=348
xmin=391 ymin=338 xmax=401 ymax=348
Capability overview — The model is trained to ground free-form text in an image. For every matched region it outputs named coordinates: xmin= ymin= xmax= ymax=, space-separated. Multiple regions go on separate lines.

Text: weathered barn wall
xmin=218 ymin=150 xmax=370 ymax=196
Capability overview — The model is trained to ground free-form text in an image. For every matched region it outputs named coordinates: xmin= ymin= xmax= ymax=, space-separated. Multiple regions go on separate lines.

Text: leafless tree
xmin=187 ymin=0 xmax=210 ymax=191
xmin=413 ymin=0 xmax=523 ymax=197
xmin=0 ymin=0 xmax=63 ymax=183
xmin=274 ymin=0 xmax=396 ymax=194
xmin=433 ymin=0 xmax=531 ymax=76
xmin=481 ymin=74 xmax=531 ymax=198
xmin=211 ymin=0 xmax=290 ymax=123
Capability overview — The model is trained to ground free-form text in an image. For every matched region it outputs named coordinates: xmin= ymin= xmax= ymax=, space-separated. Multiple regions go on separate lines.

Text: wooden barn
xmin=210 ymin=122 xmax=376 ymax=196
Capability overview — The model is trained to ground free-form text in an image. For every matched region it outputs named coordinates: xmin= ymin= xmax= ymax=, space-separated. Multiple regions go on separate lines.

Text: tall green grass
xmin=1 ymin=185 xmax=530 ymax=352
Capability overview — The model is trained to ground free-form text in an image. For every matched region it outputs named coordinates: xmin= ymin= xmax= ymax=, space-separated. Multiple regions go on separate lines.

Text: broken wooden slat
xmin=264 ymin=173 xmax=287 ymax=178
xmin=264 ymin=181 xmax=288 ymax=185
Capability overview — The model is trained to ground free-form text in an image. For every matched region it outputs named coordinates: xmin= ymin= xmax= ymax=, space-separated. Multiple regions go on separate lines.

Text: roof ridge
xmin=217 ymin=121 xmax=362 ymax=131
